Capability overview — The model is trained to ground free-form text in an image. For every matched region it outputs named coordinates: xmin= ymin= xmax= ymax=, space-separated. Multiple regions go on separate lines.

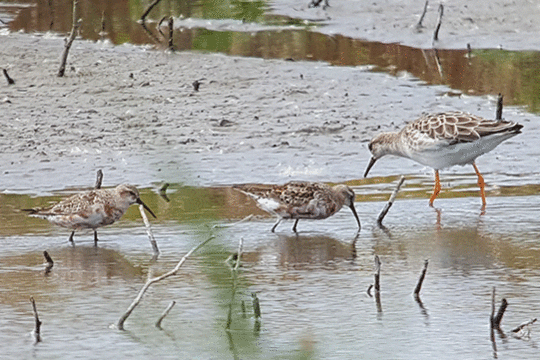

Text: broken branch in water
xmin=252 ymin=292 xmax=261 ymax=319
xmin=139 ymin=204 xmax=160 ymax=257
xmin=374 ymin=255 xmax=381 ymax=293
xmin=155 ymin=301 xmax=176 ymax=329
xmin=490 ymin=287 xmax=508 ymax=329
xmin=512 ymin=318 xmax=537 ymax=338
xmin=95 ymin=169 xmax=103 ymax=189
xmin=415 ymin=0 xmax=429 ymax=31
xmin=58 ymin=0 xmax=82 ymax=77
xmin=433 ymin=4 xmax=444 ymax=43
xmin=377 ymin=176 xmax=405 ymax=225
xmin=413 ymin=259 xmax=429 ymax=298
xmin=496 ymin=93 xmax=503 ymax=120
xmin=226 ymin=238 xmax=244 ymax=330
xmin=43 ymin=251 xmax=54 ymax=275
xmin=3 ymin=68 xmax=15 ymax=85
xmin=140 ymin=0 xmax=163 ymax=24
xmin=167 ymin=17 xmax=174 ymax=51
xmin=30 ymin=297 xmax=42 ymax=343
xmin=159 ymin=182 xmax=170 ymax=202
xmin=115 ymin=235 xmax=214 ymax=330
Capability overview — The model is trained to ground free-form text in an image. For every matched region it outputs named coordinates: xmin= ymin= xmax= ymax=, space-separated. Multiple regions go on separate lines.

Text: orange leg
xmin=472 ymin=162 xmax=487 ymax=209
xmin=429 ymin=170 xmax=441 ymax=207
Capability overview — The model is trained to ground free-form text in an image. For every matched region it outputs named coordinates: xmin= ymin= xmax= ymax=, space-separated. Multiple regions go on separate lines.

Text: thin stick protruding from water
xmin=492 ymin=298 xmax=508 ymax=329
xmin=413 ymin=260 xmax=429 ymax=298
xmin=30 ymin=297 xmax=42 ymax=343
xmin=512 ymin=318 xmax=537 ymax=333
xmin=139 ymin=204 xmax=159 ymax=257
xmin=433 ymin=4 xmax=444 ymax=42
xmin=374 ymin=255 xmax=381 ymax=293
xmin=3 ymin=68 xmax=15 ymax=85
xmin=416 ymin=0 xmax=429 ymax=30
xmin=58 ymin=0 xmax=82 ymax=77
xmin=115 ymin=235 xmax=214 ymax=330
xmin=496 ymin=93 xmax=503 ymax=120
xmin=226 ymin=238 xmax=244 ymax=330
xmin=43 ymin=251 xmax=54 ymax=275
xmin=377 ymin=176 xmax=405 ymax=225
xmin=95 ymin=169 xmax=103 ymax=189
xmin=155 ymin=301 xmax=176 ymax=329
xmin=252 ymin=293 xmax=261 ymax=319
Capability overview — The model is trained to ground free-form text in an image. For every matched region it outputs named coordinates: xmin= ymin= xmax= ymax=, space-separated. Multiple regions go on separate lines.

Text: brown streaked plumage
xmin=24 ymin=184 xmax=156 ymax=244
xmin=364 ymin=111 xmax=523 ymax=208
xmin=233 ymin=181 xmax=361 ymax=232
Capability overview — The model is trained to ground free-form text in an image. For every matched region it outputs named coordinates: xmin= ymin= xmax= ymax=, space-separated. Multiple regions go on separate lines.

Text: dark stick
xmin=192 ymin=80 xmax=201 ymax=92
xmin=433 ymin=4 xmax=444 ymax=42
xmin=43 ymin=251 xmax=54 ymax=275
xmin=58 ymin=0 xmax=82 ymax=77
xmin=155 ymin=300 xmax=176 ymax=329
xmin=99 ymin=10 xmax=106 ymax=41
xmin=157 ymin=16 xmax=168 ymax=39
xmin=377 ymin=176 xmax=405 ymax=225
xmin=140 ymin=0 xmax=163 ymax=23
xmin=168 ymin=17 xmax=174 ymax=51
xmin=226 ymin=238 xmax=244 ymax=330
xmin=3 ymin=68 xmax=15 ymax=85
xmin=374 ymin=255 xmax=381 ymax=293
xmin=492 ymin=298 xmax=508 ymax=329
xmin=159 ymin=182 xmax=170 ymax=202
xmin=252 ymin=293 xmax=261 ymax=319
xmin=496 ymin=93 xmax=503 ymax=120
xmin=95 ymin=169 xmax=103 ymax=189
xmin=416 ymin=0 xmax=429 ymax=30
xmin=490 ymin=287 xmax=496 ymax=326
xmin=413 ymin=260 xmax=429 ymax=298
xmin=30 ymin=297 xmax=42 ymax=343
xmin=467 ymin=43 xmax=472 ymax=59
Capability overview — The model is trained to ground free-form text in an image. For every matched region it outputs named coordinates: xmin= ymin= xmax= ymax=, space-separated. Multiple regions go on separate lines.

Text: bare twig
xmin=3 ymin=68 xmax=15 ymax=85
xmin=155 ymin=301 xmax=176 ymax=329
xmin=94 ymin=169 xmax=103 ymax=189
xmin=415 ymin=1 xmax=429 ymax=30
xmin=58 ymin=0 xmax=82 ymax=77
xmin=226 ymin=238 xmax=244 ymax=330
xmin=192 ymin=80 xmax=201 ymax=92
xmin=115 ymin=235 xmax=214 ymax=330
xmin=159 ymin=183 xmax=170 ymax=202
xmin=496 ymin=93 xmax=503 ymax=120
xmin=492 ymin=299 xmax=508 ymax=329
xmin=168 ymin=16 xmax=174 ymax=51
xmin=43 ymin=251 xmax=54 ymax=275
xmin=30 ymin=297 xmax=42 ymax=343
xmin=413 ymin=260 xmax=429 ymax=298
xmin=140 ymin=0 xmax=163 ymax=23
xmin=377 ymin=176 xmax=405 ymax=225
xmin=213 ymin=215 xmax=253 ymax=229
xmin=512 ymin=318 xmax=536 ymax=333
xmin=490 ymin=287 xmax=496 ymax=325
xmin=433 ymin=4 xmax=444 ymax=43
xmin=252 ymin=292 xmax=261 ymax=319
xmin=374 ymin=255 xmax=381 ymax=293
xmin=139 ymin=204 xmax=160 ymax=257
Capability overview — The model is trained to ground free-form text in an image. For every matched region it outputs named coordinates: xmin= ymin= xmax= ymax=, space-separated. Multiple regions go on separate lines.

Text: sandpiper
xmin=25 ymin=184 xmax=156 ymax=244
xmin=233 ymin=181 xmax=361 ymax=232
xmin=364 ymin=111 xmax=523 ymax=208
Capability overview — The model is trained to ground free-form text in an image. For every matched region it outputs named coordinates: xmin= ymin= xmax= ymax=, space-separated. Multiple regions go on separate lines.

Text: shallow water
xmin=1 ymin=1 xmax=540 ymax=359
xmin=1 ymin=188 xmax=540 ymax=359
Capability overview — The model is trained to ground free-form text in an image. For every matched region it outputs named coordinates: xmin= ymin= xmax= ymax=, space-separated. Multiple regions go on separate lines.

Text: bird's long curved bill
xmin=137 ymin=199 xmax=157 ymax=218
xmin=364 ymin=157 xmax=378 ymax=178
xmin=349 ymin=204 xmax=361 ymax=230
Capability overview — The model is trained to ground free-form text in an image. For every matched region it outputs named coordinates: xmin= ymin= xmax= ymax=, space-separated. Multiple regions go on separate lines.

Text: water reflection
xmin=2 ymin=0 xmax=540 ymax=112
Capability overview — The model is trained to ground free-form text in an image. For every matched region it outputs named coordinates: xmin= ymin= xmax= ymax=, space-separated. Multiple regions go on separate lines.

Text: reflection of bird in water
xmin=364 ymin=111 xmax=523 ymax=209
xmin=233 ymin=181 xmax=361 ymax=232
xmin=24 ymin=184 xmax=156 ymax=244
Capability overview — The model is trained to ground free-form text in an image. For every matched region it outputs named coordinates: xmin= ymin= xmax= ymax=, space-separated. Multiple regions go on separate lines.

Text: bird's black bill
xmin=364 ymin=157 xmax=378 ymax=178
xmin=137 ymin=199 xmax=157 ymax=218
xmin=349 ymin=204 xmax=361 ymax=230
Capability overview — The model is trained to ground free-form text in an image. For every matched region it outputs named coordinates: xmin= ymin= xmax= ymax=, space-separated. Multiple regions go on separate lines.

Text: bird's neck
xmin=381 ymin=132 xmax=409 ymax=158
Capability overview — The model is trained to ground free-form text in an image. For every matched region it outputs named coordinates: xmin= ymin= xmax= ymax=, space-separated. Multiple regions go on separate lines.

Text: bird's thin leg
xmin=292 ymin=219 xmax=299 ymax=233
xmin=93 ymin=230 xmax=99 ymax=247
xmin=429 ymin=170 xmax=441 ymax=207
xmin=68 ymin=231 xmax=75 ymax=244
xmin=472 ymin=162 xmax=487 ymax=209
xmin=271 ymin=218 xmax=282 ymax=233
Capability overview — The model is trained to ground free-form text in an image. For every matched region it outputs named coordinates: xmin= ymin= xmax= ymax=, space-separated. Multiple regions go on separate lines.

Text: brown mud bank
xmin=0 ymin=32 xmax=537 ymax=195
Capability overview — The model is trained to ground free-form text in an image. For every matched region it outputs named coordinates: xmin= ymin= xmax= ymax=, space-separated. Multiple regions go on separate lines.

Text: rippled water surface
xmin=1 ymin=188 xmax=540 ymax=360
